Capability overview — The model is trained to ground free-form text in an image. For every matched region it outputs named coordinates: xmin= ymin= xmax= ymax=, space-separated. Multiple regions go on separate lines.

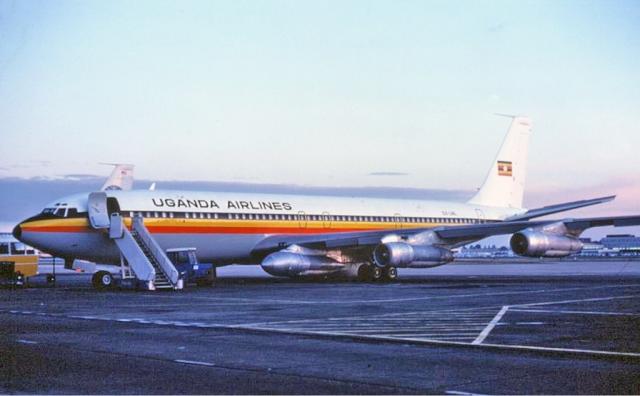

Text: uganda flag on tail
xmin=497 ymin=160 xmax=512 ymax=176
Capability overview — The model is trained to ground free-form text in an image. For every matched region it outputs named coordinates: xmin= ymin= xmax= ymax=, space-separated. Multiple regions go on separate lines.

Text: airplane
xmin=11 ymin=116 xmax=640 ymax=288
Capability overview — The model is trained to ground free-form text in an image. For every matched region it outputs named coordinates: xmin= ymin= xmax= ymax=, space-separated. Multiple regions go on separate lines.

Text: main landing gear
xmin=357 ymin=263 xmax=398 ymax=283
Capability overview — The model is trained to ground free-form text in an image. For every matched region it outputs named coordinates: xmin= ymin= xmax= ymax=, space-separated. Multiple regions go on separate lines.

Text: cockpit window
xmin=54 ymin=207 xmax=67 ymax=217
xmin=41 ymin=206 xmax=79 ymax=217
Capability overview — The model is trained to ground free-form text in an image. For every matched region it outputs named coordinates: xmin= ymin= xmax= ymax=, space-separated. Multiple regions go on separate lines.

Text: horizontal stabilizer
xmin=505 ymin=195 xmax=616 ymax=221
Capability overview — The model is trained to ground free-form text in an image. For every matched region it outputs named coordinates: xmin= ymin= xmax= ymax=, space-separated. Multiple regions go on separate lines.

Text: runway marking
xmin=512 ymin=293 xmax=640 ymax=308
xmin=17 ymin=339 xmax=38 ymax=344
xmin=133 ymin=283 xmax=640 ymax=305
xmin=174 ymin=359 xmax=215 ymax=367
xmin=4 ymin=309 xmax=640 ymax=359
xmin=235 ymin=284 xmax=640 ymax=327
xmin=446 ymin=390 xmax=486 ymax=396
xmin=509 ymin=308 xmax=640 ymax=316
xmin=223 ymin=325 xmax=640 ymax=358
xmin=472 ymin=306 xmax=509 ymax=345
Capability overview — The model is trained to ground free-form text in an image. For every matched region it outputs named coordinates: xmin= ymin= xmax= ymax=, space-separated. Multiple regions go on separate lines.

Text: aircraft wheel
xmin=370 ymin=266 xmax=383 ymax=282
xmin=356 ymin=264 xmax=370 ymax=282
xmin=383 ymin=267 xmax=398 ymax=282
xmin=92 ymin=271 xmax=114 ymax=290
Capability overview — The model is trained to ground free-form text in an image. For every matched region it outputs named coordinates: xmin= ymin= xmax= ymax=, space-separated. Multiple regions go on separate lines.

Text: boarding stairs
xmin=108 ymin=214 xmax=182 ymax=290
xmin=87 ymin=191 xmax=182 ymax=290
xmin=130 ymin=227 xmax=173 ymax=289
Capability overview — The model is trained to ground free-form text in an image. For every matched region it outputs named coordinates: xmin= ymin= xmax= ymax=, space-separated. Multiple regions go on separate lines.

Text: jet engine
xmin=261 ymin=251 xmax=343 ymax=277
xmin=510 ymin=229 xmax=583 ymax=257
xmin=372 ymin=242 xmax=453 ymax=268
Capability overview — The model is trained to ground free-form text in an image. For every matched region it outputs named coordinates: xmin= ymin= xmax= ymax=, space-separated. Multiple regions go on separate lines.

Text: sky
xmin=0 ymin=0 xmax=638 ymax=240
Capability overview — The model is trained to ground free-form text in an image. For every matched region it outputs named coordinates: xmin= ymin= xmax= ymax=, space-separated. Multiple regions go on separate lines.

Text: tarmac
xmin=1 ymin=259 xmax=640 ymax=394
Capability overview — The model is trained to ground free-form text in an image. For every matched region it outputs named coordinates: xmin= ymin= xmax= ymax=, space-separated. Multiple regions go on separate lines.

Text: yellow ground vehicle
xmin=0 ymin=233 xmax=38 ymax=286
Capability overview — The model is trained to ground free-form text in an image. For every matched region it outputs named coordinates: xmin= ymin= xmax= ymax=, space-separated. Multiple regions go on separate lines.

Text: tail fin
xmin=100 ymin=163 xmax=135 ymax=191
xmin=468 ymin=115 xmax=532 ymax=209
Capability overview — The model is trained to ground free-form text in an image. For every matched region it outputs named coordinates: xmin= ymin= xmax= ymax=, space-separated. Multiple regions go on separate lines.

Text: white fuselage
xmin=16 ymin=189 xmax=524 ymax=265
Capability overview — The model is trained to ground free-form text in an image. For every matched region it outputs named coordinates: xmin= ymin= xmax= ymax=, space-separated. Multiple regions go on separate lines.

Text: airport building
xmin=600 ymin=234 xmax=640 ymax=251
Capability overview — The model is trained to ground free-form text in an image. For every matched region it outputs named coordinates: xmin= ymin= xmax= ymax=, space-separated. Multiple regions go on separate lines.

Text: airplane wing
xmin=504 ymin=195 xmax=616 ymax=221
xmin=251 ymin=215 xmax=640 ymax=257
xmin=100 ymin=163 xmax=134 ymax=191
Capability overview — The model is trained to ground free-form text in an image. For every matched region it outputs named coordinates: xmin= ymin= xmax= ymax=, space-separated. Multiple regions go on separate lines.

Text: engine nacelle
xmin=372 ymin=242 xmax=453 ymax=268
xmin=261 ymin=251 xmax=343 ymax=277
xmin=510 ymin=230 xmax=583 ymax=257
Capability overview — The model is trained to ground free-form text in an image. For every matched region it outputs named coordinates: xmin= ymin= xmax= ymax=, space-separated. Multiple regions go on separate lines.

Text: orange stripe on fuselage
xmin=20 ymin=217 xmax=449 ymax=234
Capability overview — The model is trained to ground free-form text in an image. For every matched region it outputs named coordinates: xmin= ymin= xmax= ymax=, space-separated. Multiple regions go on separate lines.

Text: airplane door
xmin=394 ymin=213 xmax=402 ymax=229
xmin=322 ymin=211 xmax=332 ymax=229
xmin=88 ymin=192 xmax=111 ymax=229
xmin=298 ymin=211 xmax=307 ymax=229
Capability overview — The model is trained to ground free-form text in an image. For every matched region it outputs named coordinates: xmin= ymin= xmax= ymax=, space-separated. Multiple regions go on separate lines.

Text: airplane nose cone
xmin=12 ymin=223 xmax=22 ymax=240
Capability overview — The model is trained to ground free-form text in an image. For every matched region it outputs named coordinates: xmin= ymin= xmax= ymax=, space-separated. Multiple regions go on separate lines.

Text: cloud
xmin=368 ymin=172 xmax=409 ymax=176
xmin=60 ymin=174 xmax=103 ymax=181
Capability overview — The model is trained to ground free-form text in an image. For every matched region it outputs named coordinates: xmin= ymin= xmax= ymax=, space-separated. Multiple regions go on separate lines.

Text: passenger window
xmin=0 ymin=243 xmax=8 ymax=254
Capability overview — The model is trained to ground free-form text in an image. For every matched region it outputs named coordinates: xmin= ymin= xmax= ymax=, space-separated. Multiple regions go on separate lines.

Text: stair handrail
xmin=131 ymin=215 xmax=180 ymax=285
xmin=109 ymin=213 xmax=156 ymax=282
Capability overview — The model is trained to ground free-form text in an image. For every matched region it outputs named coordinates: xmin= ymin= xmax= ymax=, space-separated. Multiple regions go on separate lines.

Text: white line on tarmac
xmin=17 ymin=339 xmax=38 ymax=344
xmin=509 ymin=308 xmax=640 ymax=316
xmin=235 ymin=284 xmax=640 ymax=327
xmin=174 ymin=359 xmax=215 ymax=367
xmin=137 ymin=283 xmax=640 ymax=305
xmin=472 ymin=306 xmax=509 ymax=345
xmin=239 ymin=326 xmax=640 ymax=358
xmin=7 ymin=309 xmax=640 ymax=359
xmin=512 ymin=294 xmax=640 ymax=308
xmin=338 ymin=331 xmax=481 ymax=336
xmin=446 ymin=390 xmax=487 ymax=395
